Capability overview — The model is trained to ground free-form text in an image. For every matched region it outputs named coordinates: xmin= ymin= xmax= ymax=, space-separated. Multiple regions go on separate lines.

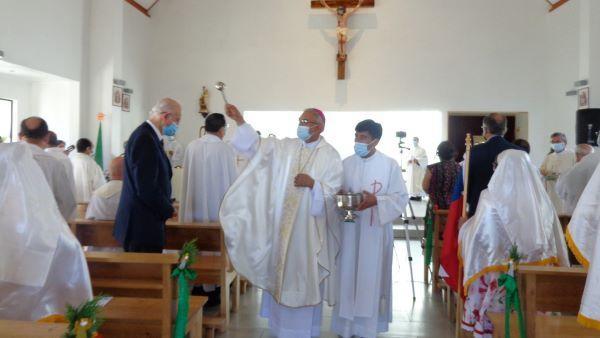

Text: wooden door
xmin=448 ymin=114 xmax=515 ymax=160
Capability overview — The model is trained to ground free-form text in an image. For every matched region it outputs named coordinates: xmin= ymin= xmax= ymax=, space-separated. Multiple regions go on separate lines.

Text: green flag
xmin=94 ymin=122 xmax=103 ymax=169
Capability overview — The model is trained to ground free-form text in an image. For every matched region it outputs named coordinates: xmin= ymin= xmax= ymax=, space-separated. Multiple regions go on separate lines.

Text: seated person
xmin=422 ymin=141 xmax=461 ymax=210
xmin=86 ymin=156 xmax=124 ymax=220
xmin=459 ymin=149 xmax=569 ymax=338
xmin=0 ymin=143 xmax=92 ymax=321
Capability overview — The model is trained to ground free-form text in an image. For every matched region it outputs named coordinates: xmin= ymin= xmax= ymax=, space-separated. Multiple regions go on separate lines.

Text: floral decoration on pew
xmin=498 ymin=245 xmax=526 ymax=338
xmin=172 ymin=239 xmax=199 ymax=338
xmin=63 ymin=295 xmax=105 ymax=338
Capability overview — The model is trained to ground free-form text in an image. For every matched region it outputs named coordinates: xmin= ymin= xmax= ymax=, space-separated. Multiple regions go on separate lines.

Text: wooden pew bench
xmin=459 ymin=265 xmax=589 ymax=338
xmin=0 ymin=320 xmax=67 ymax=338
xmin=100 ymin=296 xmax=206 ymax=338
xmin=489 ymin=313 xmax=600 ymax=338
xmin=73 ymin=219 xmax=239 ymax=330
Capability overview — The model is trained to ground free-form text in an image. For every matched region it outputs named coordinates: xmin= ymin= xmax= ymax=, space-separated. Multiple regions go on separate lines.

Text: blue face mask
xmin=551 ymin=142 xmax=565 ymax=153
xmin=297 ymin=125 xmax=311 ymax=141
xmin=163 ymin=123 xmax=178 ymax=137
xmin=354 ymin=142 xmax=371 ymax=158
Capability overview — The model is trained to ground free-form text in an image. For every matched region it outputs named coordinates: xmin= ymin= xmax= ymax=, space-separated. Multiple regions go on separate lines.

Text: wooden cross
xmin=311 ymin=0 xmax=374 ymax=80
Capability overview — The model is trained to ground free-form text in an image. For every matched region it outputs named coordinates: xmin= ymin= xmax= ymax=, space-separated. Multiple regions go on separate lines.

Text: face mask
xmin=297 ymin=125 xmax=311 ymax=141
xmin=354 ymin=142 xmax=371 ymax=158
xmin=163 ymin=123 xmax=178 ymax=137
xmin=551 ymin=142 xmax=565 ymax=153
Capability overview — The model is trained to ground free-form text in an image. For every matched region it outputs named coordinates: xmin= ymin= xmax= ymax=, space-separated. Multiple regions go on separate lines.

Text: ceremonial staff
xmin=456 ymin=133 xmax=472 ymax=338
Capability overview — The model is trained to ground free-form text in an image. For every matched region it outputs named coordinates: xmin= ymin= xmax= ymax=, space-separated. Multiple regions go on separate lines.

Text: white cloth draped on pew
xmin=0 ymin=143 xmax=92 ymax=321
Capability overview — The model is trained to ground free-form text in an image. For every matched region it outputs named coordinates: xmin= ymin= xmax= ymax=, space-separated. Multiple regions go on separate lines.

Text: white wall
xmin=146 ymin=0 xmax=554 ymax=163
xmin=30 ymin=81 xmax=80 ymax=145
xmin=0 ymin=75 xmax=30 ymax=139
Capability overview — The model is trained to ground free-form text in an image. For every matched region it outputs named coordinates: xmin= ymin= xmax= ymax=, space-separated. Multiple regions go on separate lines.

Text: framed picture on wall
xmin=112 ymin=86 xmax=123 ymax=107
xmin=122 ymin=94 xmax=131 ymax=112
xmin=579 ymin=87 xmax=590 ymax=109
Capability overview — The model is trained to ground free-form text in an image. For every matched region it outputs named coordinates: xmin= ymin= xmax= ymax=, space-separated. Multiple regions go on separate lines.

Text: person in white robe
xmin=0 ymin=142 xmax=92 ymax=321
xmin=459 ymin=149 xmax=569 ymax=338
xmin=331 ymin=119 xmax=408 ymax=338
xmin=221 ymin=104 xmax=343 ymax=338
xmin=45 ymin=131 xmax=75 ymax=184
xmin=566 ymin=161 xmax=600 ymax=329
xmin=71 ymin=138 xmax=106 ymax=203
xmin=180 ymin=113 xmax=237 ymax=222
xmin=179 ymin=113 xmax=237 ymax=300
xmin=20 ymin=118 xmax=76 ymax=221
xmin=408 ymin=137 xmax=428 ymax=199
xmin=556 ymin=144 xmax=598 ymax=215
xmin=540 ymin=132 xmax=576 ymax=214
xmin=86 ymin=156 xmax=124 ymax=220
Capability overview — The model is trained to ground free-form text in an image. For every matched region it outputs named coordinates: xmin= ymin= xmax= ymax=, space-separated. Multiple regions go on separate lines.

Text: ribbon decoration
xmin=424 ymin=201 xmax=435 ymax=266
xmin=171 ymin=241 xmax=199 ymax=338
xmin=74 ymin=318 xmax=92 ymax=338
xmin=498 ymin=261 xmax=526 ymax=338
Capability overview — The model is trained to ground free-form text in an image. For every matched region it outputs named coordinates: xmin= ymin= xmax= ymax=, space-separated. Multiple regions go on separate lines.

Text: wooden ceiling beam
xmin=124 ymin=0 xmax=150 ymax=17
xmin=549 ymin=0 xmax=570 ymax=12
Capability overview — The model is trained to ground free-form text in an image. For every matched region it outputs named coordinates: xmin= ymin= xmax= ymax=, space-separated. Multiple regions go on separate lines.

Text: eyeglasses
xmin=299 ymin=119 xmax=320 ymax=126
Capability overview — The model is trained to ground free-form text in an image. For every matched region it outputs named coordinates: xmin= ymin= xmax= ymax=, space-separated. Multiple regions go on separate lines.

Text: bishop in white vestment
xmin=86 ymin=156 xmax=124 ymax=220
xmin=71 ymin=138 xmax=106 ymax=203
xmin=180 ymin=113 xmax=237 ymax=223
xmin=566 ymin=160 xmax=600 ymax=330
xmin=331 ymin=120 xmax=408 ymax=338
xmin=408 ymin=137 xmax=428 ymax=198
xmin=221 ymin=104 xmax=343 ymax=338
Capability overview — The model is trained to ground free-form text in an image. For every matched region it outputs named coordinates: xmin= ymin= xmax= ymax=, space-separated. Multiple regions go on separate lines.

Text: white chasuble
xmin=85 ymin=180 xmax=123 ymax=220
xmin=566 ymin=163 xmax=600 ymax=329
xmin=331 ymin=152 xmax=408 ymax=338
xmin=556 ymin=151 xmax=600 ymax=216
xmin=70 ymin=152 xmax=106 ymax=203
xmin=540 ymin=149 xmax=576 ymax=214
xmin=408 ymin=146 xmax=428 ymax=196
xmin=220 ymin=123 xmax=343 ymax=309
xmin=179 ymin=134 xmax=238 ymax=223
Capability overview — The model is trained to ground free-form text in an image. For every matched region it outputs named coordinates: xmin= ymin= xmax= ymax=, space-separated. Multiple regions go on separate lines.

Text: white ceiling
xmin=0 ymin=60 xmax=67 ymax=82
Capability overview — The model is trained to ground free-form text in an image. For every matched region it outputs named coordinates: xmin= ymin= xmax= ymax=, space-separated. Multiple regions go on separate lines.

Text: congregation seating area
xmin=65 ymin=203 xmax=243 ymax=338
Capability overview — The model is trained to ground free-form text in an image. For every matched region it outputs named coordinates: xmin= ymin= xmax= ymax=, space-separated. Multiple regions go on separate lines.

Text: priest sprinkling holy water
xmin=331 ymin=119 xmax=408 ymax=338
xmin=220 ymin=104 xmax=343 ymax=338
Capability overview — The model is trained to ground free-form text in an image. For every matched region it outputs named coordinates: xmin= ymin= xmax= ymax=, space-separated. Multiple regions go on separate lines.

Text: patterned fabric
xmin=462 ymin=273 xmax=506 ymax=338
xmin=427 ymin=161 xmax=461 ymax=210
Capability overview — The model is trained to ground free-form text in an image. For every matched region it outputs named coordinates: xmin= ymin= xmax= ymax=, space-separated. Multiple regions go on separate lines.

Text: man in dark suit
xmin=466 ymin=113 xmax=522 ymax=216
xmin=114 ymin=98 xmax=181 ymax=252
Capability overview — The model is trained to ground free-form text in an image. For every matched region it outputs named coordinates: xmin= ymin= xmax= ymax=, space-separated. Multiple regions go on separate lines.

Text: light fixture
xmin=123 ymin=88 xmax=133 ymax=94
xmin=0 ymin=50 xmax=4 ymax=59
xmin=113 ymin=78 xmax=126 ymax=86
xmin=566 ymin=89 xmax=577 ymax=96
xmin=574 ymin=79 xmax=588 ymax=87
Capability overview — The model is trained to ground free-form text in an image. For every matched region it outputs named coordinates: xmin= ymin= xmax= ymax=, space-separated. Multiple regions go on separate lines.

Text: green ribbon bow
xmin=498 ymin=272 xmax=526 ymax=338
xmin=171 ymin=262 xmax=197 ymax=338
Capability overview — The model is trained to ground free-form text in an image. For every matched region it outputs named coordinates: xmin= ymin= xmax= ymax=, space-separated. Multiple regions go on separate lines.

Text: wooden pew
xmin=76 ymin=202 xmax=88 ymax=219
xmin=72 ymin=219 xmax=239 ymax=330
xmin=0 ymin=320 xmax=67 ymax=338
xmin=85 ymin=250 xmax=179 ymax=338
xmin=517 ymin=265 xmax=588 ymax=338
xmin=489 ymin=313 xmax=600 ymax=338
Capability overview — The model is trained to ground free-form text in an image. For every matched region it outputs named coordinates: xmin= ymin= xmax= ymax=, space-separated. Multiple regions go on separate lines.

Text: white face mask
xmin=551 ymin=142 xmax=566 ymax=153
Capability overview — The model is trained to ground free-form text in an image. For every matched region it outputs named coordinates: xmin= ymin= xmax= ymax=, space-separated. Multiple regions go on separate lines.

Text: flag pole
xmin=456 ymin=133 xmax=472 ymax=338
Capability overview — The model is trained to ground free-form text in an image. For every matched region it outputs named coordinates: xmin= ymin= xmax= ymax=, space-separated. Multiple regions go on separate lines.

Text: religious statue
xmin=320 ymin=0 xmax=364 ymax=62
xmin=199 ymin=86 xmax=209 ymax=118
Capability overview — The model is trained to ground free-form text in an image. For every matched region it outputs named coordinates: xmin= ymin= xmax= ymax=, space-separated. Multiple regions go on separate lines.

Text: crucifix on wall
xmin=311 ymin=0 xmax=374 ymax=80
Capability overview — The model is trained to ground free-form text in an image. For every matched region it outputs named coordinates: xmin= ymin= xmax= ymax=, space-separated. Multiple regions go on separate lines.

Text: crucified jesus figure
xmin=320 ymin=0 xmax=364 ymax=61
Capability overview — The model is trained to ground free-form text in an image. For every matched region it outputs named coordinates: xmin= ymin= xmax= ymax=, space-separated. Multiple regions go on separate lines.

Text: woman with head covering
xmin=0 ymin=143 xmax=92 ymax=321
xmin=459 ymin=149 xmax=569 ymax=337
xmin=566 ymin=162 xmax=600 ymax=329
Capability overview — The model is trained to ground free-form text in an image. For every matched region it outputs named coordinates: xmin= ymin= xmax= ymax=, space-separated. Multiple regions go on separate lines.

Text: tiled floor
xmin=217 ymin=238 xmax=455 ymax=338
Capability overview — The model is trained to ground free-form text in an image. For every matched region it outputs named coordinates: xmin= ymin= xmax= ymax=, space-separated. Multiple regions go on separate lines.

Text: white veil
xmin=0 ymin=143 xmax=92 ymax=320
xmin=459 ymin=149 xmax=569 ymax=290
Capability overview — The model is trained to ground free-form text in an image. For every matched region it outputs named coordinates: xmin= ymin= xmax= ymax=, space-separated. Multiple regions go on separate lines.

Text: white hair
xmin=149 ymin=98 xmax=181 ymax=117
